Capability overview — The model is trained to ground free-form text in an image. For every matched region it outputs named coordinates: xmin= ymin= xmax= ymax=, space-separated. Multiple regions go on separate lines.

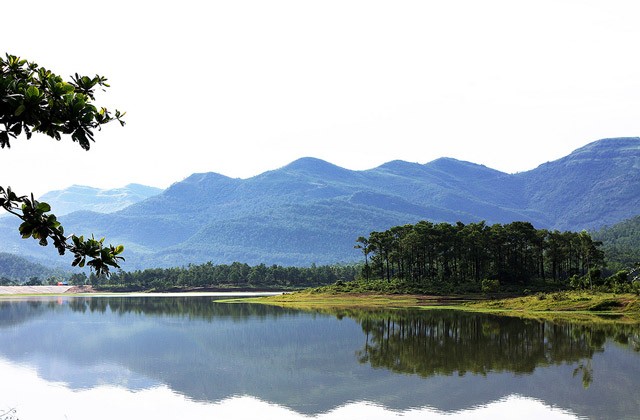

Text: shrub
xmin=569 ymin=275 xmax=586 ymax=290
xmin=606 ymin=270 xmax=629 ymax=286
xmin=551 ymin=291 xmax=569 ymax=301
xmin=481 ymin=279 xmax=500 ymax=294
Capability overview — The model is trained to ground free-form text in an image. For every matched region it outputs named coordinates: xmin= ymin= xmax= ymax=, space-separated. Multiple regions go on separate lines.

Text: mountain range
xmin=0 ymin=137 xmax=638 ymax=269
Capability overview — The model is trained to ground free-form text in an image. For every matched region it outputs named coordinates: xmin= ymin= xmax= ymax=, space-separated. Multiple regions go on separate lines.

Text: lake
xmin=0 ymin=295 xmax=638 ymax=419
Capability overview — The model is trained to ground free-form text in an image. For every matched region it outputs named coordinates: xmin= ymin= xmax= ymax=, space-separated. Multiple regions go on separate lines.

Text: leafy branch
xmin=0 ymin=53 xmax=125 ymax=149
xmin=1 ymin=53 xmax=126 ymax=276
xmin=0 ymin=186 xmax=124 ymax=276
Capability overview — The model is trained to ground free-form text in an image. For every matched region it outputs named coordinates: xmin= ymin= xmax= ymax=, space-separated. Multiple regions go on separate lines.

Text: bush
xmin=481 ymin=279 xmax=500 ymax=294
xmin=569 ymin=274 xmax=589 ymax=290
xmin=24 ymin=277 xmax=42 ymax=286
xmin=551 ymin=291 xmax=569 ymax=301
xmin=588 ymin=268 xmax=602 ymax=286
xmin=606 ymin=270 xmax=629 ymax=286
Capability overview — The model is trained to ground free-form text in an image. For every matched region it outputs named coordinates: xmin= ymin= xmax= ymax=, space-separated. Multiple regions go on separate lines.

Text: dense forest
xmin=76 ymin=262 xmax=359 ymax=291
xmin=349 ymin=220 xmax=636 ymax=294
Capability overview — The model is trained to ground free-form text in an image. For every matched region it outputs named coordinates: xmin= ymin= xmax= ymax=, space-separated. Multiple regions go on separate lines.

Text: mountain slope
xmin=0 ymin=252 xmax=68 ymax=282
xmin=520 ymin=137 xmax=640 ymax=230
xmin=0 ymin=137 xmax=638 ymax=269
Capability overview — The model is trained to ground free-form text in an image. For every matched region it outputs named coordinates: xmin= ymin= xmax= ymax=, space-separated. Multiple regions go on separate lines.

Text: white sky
xmin=1 ymin=0 xmax=640 ymax=196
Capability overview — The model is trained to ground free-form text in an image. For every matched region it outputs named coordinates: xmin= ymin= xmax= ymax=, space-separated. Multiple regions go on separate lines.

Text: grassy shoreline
xmin=3 ymin=285 xmax=638 ymax=323
xmin=221 ymin=290 xmax=640 ymax=323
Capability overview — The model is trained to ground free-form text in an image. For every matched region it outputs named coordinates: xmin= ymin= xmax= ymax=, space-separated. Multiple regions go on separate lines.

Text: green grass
xmin=465 ymin=291 xmax=639 ymax=312
xmin=218 ymin=290 xmax=429 ymax=309
xmin=223 ymin=290 xmax=640 ymax=324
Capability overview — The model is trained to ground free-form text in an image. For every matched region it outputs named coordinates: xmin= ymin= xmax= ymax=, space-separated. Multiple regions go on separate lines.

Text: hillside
xmin=0 ymin=137 xmax=638 ymax=269
xmin=0 ymin=252 xmax=68 ymax=283
xmin=593 ymin=215 xmax=640 ymax=271
xmin=518 ymin=138 xmax=640 ymax=229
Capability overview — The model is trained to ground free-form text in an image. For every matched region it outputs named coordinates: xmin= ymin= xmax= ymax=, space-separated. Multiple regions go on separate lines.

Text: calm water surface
xmin=0 ymin=295 xmax=638 ymax=419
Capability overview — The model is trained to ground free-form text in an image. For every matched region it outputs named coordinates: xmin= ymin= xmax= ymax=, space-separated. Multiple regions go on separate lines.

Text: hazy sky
xmin=2 ymin=0 xmax=639 ymax=196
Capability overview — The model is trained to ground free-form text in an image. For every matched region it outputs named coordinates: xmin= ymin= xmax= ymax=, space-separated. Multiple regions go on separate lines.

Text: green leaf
xmin=14 ymin=104 xmax=25 ymax=116
xmin=55 ymin=82 xmax=75 ymax=94
xmin=26 ymin=86 xmax=39 ymax=98
xmin=36 ymin=202 xmax=51 ymax=213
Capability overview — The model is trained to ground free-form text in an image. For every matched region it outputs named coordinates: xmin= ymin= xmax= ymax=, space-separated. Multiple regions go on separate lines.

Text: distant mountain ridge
xmin=0 ymin=137 xmax=638 ymax=269
xmin=516 ymin=138 xmax=640 ymax=229
xmin=38 ymin=183 xmax=162 ymax=215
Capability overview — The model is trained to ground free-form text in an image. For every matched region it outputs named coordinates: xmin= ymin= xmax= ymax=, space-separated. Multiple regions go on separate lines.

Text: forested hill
xmin=0 ymin=137 xmax=638 ymax=269
xmin=0 ymin=252 xmax=67 ymax=283
xmin=594 ymin=215 xmax=640 ymax=270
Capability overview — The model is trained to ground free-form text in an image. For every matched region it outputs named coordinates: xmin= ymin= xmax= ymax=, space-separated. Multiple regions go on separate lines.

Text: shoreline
xmin=221 ymin=290 xmax=640 ymax=323
xmin=0 ymin=285 xmax=79 ymax=295
xmin=3 ymin=286 xmax=638 ymax=323
xmin=0 ymin=285 xmax=286 ymax=297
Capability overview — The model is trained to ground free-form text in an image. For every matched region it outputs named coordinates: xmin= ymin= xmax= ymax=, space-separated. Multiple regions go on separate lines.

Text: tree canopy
xmin=356 ymin=220 xmax=606 ymax=292
xmin=0 ymin=53 xmax=125 ymax=275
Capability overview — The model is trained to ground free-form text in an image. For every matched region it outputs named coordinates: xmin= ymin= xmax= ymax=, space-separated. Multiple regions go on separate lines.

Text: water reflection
xmin=0 ymin=296 xmax=638 ymax=419
xmin=0 ymin=296 xmax=299 ymax=326
xmin=355 ymin=310 xmax=639 ymax=385
xmin=0 ymin=359 xmax=579 ymax=420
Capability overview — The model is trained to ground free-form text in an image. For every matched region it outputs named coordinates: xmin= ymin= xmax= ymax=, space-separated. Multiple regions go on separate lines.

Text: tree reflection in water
xmin=354 ymin=309 xmax=639 ymax=388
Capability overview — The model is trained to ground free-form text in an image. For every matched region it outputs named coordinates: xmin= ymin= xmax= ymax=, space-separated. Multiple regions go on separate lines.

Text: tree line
xmin=355 ymin=221 xmax=606 ymax=291
xmin=71 ymin=261 xmax=359 ymax=291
